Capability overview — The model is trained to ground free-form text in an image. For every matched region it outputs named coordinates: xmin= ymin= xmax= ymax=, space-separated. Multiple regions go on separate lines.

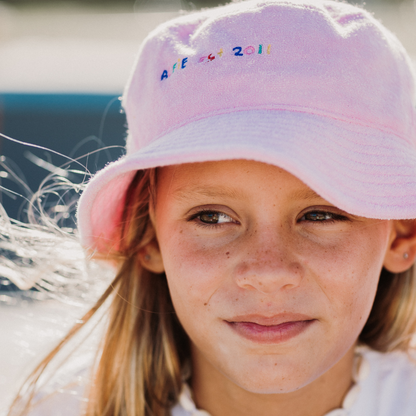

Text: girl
xmin=8 ymin=0 xmax=416 ymax=415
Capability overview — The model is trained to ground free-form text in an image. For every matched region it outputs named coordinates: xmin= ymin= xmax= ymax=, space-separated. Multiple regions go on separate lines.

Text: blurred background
xmin=0 ymin=0 xmax=415 ymax=413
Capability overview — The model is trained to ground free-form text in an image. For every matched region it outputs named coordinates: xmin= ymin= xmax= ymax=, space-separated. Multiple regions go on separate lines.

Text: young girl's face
xmin=152 ymin=160 xmax=393 ymax=394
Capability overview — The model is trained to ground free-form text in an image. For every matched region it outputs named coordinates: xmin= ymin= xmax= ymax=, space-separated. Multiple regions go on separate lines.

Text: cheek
xmin=300 ymin=224 xmax=390 ymax=332
xmin=158 ymin=225 xmax=232 ymax=316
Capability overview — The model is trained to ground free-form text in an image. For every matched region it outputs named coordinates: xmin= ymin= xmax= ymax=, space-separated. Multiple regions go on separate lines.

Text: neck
xmin=190 ymin=345 xmax=356 ymax=416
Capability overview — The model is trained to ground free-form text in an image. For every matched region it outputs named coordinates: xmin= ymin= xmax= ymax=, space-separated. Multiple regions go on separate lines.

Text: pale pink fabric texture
xmin=77 ymin=0 xmax=416 ymax=253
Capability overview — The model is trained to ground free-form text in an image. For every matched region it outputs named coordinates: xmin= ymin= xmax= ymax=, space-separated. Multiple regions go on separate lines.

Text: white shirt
xmin=17 ymin=348 xmax=416 ymax=416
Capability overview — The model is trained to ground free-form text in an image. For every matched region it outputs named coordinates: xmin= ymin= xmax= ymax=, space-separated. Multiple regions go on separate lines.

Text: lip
xmin=225 ymin=313 xmax=316 ymax=344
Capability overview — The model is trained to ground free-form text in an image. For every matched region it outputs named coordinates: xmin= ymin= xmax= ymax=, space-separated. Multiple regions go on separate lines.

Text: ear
xmin=138 ymin=239 xmax=165 ymax=274
xmin=383 ymin=220 xmax=416 ymax=273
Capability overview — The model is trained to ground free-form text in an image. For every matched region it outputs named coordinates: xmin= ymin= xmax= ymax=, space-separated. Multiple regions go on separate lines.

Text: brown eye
xmin=200 ymin=212 xmax=220 ymax=223
xmin=302 ymin=212 xmax=333 ymax=221
xmin=299 ymin=211 xmax=349 ymax=223
xmin=196 ymin=211 xmax=236 ymax=225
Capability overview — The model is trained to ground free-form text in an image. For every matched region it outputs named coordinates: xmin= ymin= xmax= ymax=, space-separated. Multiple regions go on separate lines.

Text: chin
xmin=234 ymin=376 xmax=308 ymax=394
xmin=224 ymin=363 xmax=314 ymax=394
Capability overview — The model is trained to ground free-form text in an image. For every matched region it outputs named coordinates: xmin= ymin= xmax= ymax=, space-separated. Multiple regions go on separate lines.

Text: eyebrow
xmin=172 ymin=185 xmax=245 ymax=202
xmin=172 ymin=184 xmax=324 ymax=202
xmin=288 ymin=188 xmax=325 ymax=201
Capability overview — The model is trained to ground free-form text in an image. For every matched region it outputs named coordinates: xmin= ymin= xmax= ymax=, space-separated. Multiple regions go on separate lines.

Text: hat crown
xmin=123 ymin=0 xmax=416 ymax=154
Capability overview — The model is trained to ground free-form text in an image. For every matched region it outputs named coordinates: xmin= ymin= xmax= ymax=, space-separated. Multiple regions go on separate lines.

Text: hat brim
xmin=77 ymin=109 xmax=416 ymax=253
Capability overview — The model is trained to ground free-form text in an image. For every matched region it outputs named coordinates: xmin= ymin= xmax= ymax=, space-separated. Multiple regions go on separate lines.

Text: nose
xmin=233 ymin=230 xmax=303 ymax=294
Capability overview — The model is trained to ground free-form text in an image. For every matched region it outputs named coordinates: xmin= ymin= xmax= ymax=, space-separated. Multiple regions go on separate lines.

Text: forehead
xmin=157 ymin=160 xmax=324 ymax=202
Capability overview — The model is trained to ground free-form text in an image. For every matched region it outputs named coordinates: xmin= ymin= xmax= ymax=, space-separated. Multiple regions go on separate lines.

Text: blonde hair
xmin=8 ymin=168 xmax=416 ymax=416
xmin=360 ymin=266 xmax=416 ymax=351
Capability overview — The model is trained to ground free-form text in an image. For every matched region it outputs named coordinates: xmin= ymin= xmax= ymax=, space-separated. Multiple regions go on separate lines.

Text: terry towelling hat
xmin=77 ymin=0 xmax=416 ymax=253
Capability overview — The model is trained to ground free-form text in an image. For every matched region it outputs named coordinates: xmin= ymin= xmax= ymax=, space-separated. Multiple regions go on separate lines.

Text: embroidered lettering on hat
xmin=160 ymin=44 xmax=272 ymax=81
xmin=161 ymin=57 xmax=189 ymax=80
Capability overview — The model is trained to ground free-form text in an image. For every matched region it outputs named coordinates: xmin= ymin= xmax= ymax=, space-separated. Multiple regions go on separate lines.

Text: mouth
xmin=225 ymin=314 xmax=316 ymax=344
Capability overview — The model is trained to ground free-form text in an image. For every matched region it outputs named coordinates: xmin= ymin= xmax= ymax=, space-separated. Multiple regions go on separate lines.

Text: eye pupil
xmin=200 ymin=212 xmax=219 ymax=223
xmin=308 ymin=212 xmax=331 ymax=221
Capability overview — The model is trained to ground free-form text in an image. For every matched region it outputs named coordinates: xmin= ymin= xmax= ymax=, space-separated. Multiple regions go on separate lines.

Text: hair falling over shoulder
xmin=8 ymin=169 xmax=190 ymax=416
xmin=7 ymin=169 xmax=416 ymax=416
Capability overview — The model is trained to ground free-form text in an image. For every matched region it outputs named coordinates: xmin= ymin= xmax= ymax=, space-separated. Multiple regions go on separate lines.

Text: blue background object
xmin=0 ymin=93 xmax=127 ymax=223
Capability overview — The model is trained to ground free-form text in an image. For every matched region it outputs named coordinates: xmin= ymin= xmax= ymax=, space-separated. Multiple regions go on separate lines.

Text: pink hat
xmin=77 ymin=0 xmax=416 ymax=253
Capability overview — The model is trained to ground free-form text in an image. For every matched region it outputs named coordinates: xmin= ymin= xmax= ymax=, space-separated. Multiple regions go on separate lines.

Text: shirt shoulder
xmin=352 ymin=347 xmax=416 ymax=416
